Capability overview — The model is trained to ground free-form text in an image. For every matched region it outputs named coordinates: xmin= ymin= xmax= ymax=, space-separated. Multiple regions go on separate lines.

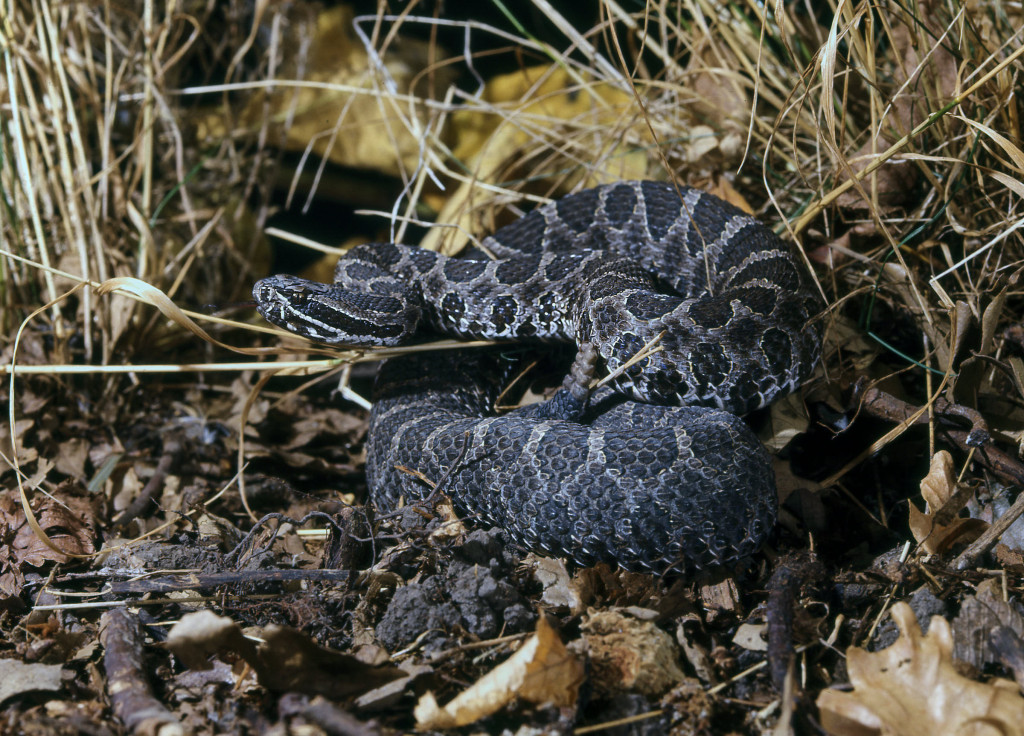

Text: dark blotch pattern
xmin=731 ymin=285 xmax=778 ymax=315
xmin=543 ymin=254 xmax=583 ymax=284
xmin=640 ymin=180 xmax=680 ymax=241
xmin=555 ymin=187 xmax=602 ymax=233
xmin=759 ymin=327 xmax=793 ymax=377
xmin=623 ymin=291 xmax=681 ymax=321
xmin=688 ymin=342 xmax=730 ymax=394
xmin=727 ymin=253 xmax=800 ymax=290
xmin=443 ymin=258 xmax=488 ymax=281
xmin=495 ymin=255 xmax=541 ymax=285
xmin=440 ymin=293 xmax=465 ymax=324
xmin=685 ymin=295 xmax=733 ymax=329
xmin=490 ymin=295 xmax=520 ymax=334
xmin=602 ymin=183 xmax=638 ymax=227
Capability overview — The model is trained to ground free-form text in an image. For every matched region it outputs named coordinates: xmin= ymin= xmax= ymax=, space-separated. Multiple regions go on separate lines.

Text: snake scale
xmin=254 ymin=181 xmax=822 ymax=572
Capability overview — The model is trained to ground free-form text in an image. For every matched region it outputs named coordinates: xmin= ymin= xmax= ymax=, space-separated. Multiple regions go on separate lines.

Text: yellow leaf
xmin=198 ymin=6 xmax=445 ymax=177
xmin=817 ymin=602 xmax=1024 ymax=736
xmin=414 ymin=616 xmax=583 ymax=729
xmin=919 ymin=450 xmax=956 ymax=510
xmin=426 ymin=65 xmax=646 ymax=256
xmin=908 ymin=451 xmax=986 ymax=554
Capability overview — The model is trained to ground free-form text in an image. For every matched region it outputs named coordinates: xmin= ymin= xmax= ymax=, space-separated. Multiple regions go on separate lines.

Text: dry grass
xmin=2 ymin=1 xmax=1020 ymax=369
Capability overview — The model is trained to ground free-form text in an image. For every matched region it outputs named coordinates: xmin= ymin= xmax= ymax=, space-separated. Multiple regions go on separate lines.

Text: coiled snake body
xmin=254 ymin=181 xmax=821 ymax=572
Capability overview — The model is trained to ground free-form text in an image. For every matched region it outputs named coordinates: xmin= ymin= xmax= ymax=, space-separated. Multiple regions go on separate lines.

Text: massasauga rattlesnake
xmin=254 ymin=180 xmax=822 ymax=572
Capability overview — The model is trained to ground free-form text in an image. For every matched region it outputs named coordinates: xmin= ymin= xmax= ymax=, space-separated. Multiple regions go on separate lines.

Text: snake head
xmin=253 ymin=274 xmax=420 ymax=347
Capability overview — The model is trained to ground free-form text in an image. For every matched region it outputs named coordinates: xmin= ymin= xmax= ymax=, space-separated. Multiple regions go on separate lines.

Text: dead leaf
xmin=908 ymin=451 xmax=986 ymax=554
xmin=355 ymin=663 xmax=433 ymax=712
xmin=423 ymin=497 xmax=467 ymax=546
xmin=18 ymin=387 xmax=50 ymax=414
xmin=414 ymin=616 xmax=584 ymax=729
xmin=817 ymin=602 xmax=1024 ymax=736
xmin=733 ymin=623 xmax=768 ymax=652
xmin=198 ymin=6 xmax=452 ymax=178
xmin=0 ymin=490 xmax=96 ymax=597
xmin=826 ymin=315 xmax=883 ymax=373
xmin=687 ymin=40 xmax=751 ymax=134
xmin=835 ymin=141 xmax=918 ymax=210
xmin=427 ymin=64 xmax=644 ymax=256
xmin=532 ymin=557 xmax=584 ymax=616
xmin=54 ymin=437 xmax=90 ymax=480
xmin=0 ymin=419 xmax=38 ymax=473
xmin=980 ymin=288 xmax=1008 ymax=356
xmin=764 ymin=392 xmax=813 ymax=452
xmin=165 ymin=610 xmax=404 ymax=699
xmin=109 ymin=466 xmax=143 ymax=515
xmin=774 ymin=462 xmax=824 ymax=509
xmin=257 ymin=625 xmax=405 ymax=697
xmin=281 ymin=408 xmax=365 ymax=451
xmin=953 ymin=578 xmax=1024 ymax=672
xmin=448 ymin=65 xmax=644 ymax=185
xmin=675 ymin=616 xmax=717 ymax=684
xmin=165 ymin=610 xmax=259 ymax=670
xmin=0 ymin=659 xmax=63 ymax=705
xmin=920 ymin=451 xmax=956 ymax=510
xmin=706 ymin=177 xmax=754 ymax=213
